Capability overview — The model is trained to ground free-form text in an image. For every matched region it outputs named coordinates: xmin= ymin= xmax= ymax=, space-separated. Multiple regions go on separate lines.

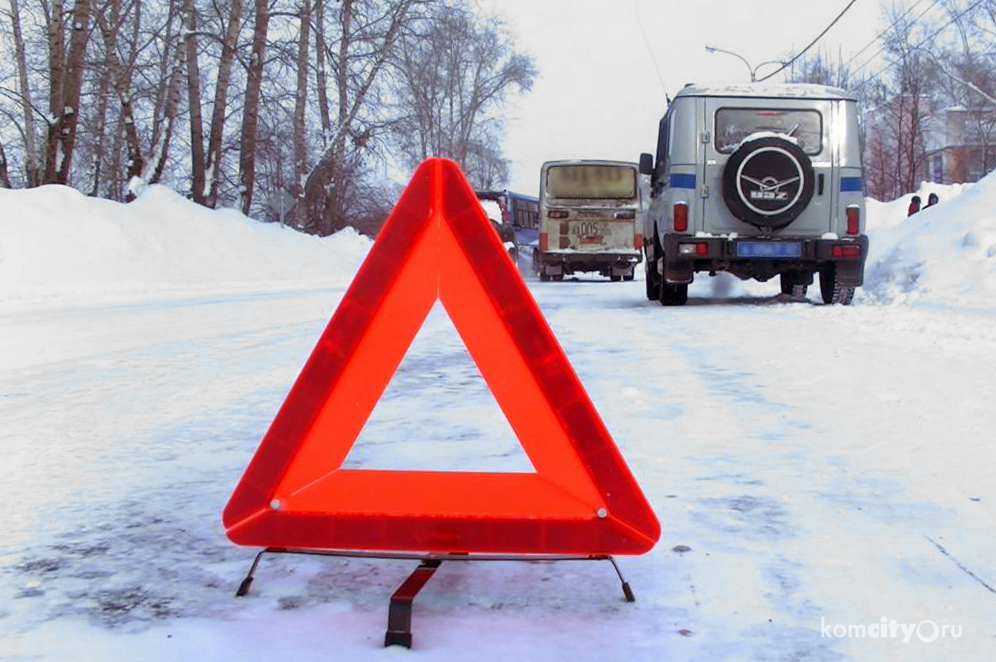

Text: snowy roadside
xmin=2 ymin=173 xmax=996 ymax=661
xmin=0 ymin=185 xmax=371 ymax=313
xmin=3 ymin=278 xmax=996 ymax=662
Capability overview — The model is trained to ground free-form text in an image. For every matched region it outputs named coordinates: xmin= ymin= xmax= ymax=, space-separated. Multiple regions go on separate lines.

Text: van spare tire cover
xmin=722 ymin=135 xmax=815 ymax=229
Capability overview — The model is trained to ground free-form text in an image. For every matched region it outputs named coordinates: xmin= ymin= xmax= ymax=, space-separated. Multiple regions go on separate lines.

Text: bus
xmin=475 ymin=189 xmax=540 ymax=271
xmin=535 ymin=160 xmax=643 ymax=281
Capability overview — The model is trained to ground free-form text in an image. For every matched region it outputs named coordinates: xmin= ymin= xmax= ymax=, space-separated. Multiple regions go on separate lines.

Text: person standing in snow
xmin=925 ymin=193 xmax=939 ymax=208
xmin=907 ymin=195 xmax=921 ymax=216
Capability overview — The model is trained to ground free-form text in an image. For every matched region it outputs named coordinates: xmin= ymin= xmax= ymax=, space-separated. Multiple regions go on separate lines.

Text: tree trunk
xmin=119 ymin=0 xmax=146 ymax=191
xmin=152 ymin=3 xmax=186 ymax=185
xmin=314 ymin=0 xmax=332 ymax=143
xmin=148 ymin=0 xmax=183 ymax=185
xmin=9 ymin=0 xmax=39 ymax=187
xmin=109 ymin=108 xmax=126 ymax=198
xmin=292 ymin=0 xmax=312 ymax=205
xmin=321 ymin=0 xmax=355 ymax=235
xmin=183 ymin=0 xmax=207 ymax=204
xmin=89 ymin=65 xmax=113 ymax=196
xmin=239 ymin=0 xmax=269 ymax=216
xmin=89 ymin=0 xmax=122 ymax=196
xmin=0 ymin=139 xmax=11 ymax=188
xmin=88 ymin=0 xmax=144 ymax=198
xmin=290 ymin=0 xmax=417 ymax=234
xmin=205 ymin=0 xmax=245 ymax=208
xmin=151 ymin=0 xmax=179 ymax=150
xmin=43 ymin=0 xmax=67 ymax=184
xmin=47 ymin=0 xmax=94 ymax=185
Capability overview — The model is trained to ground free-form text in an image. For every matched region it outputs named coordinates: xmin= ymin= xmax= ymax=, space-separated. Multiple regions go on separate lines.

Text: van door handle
xmin=818 ymin=174 xmax=825 ymax=195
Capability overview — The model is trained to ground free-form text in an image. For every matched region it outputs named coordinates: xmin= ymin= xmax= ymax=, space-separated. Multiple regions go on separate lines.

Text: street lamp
xmin=705 ymin=45 xmax=784 ymax=82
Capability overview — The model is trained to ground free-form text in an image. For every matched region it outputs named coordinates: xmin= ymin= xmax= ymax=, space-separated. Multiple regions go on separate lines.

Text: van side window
xmin=714 ymin=108 xmax=823 ymax=155
xmin=655 ymin=115 xmax=670 ymax=183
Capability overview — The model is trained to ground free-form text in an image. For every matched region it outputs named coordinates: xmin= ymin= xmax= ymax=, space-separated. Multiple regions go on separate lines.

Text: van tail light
xmin=634 ymin=233 xmax=644 ymax=251
xmin=678 ymin=242 xmax=708 ymax=256
xmin=846 ymin=205 xmax=860 ymax=235
xmin=674 ymin=202 xmax=688 ymax=232
xmin=539 ymin=232 xmax=548 ymax=252
xmin=615 ymin=210 xmax=636 ymax=220
xmin=831 ymin=244 xmax=862 ymax=258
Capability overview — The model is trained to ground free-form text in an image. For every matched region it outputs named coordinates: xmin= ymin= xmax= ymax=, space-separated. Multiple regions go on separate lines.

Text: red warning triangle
xmin=223 ymin=158 xmax=660 ymax=555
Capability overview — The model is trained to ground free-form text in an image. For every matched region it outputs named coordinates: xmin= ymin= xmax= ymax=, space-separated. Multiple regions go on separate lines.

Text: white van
xmin=535 ymin=160 xmax=643 ymax=281
xmin=639 ymin=83 xmax=868 ymax=305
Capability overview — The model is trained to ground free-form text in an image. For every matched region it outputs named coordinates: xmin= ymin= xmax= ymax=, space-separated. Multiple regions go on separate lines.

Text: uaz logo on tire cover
xmin=749 ymin=189 xmax=789 ymax=201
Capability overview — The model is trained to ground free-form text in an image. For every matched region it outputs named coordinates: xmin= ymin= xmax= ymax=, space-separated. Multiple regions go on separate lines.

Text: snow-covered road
xmin=3 ymin=276 xmax=995 ymax=661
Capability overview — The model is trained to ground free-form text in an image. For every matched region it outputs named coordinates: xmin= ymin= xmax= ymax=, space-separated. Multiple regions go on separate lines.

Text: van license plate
xmin=736 ymin=242 xmax=801 ymax=258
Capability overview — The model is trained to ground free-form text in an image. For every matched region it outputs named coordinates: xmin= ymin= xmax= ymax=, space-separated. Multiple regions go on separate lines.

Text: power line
xmin=757 ymin=0 xmax=862 ymax=82
xmin=843 ymin=0 xmax=932 ymax=69
xmin=848 ymin=0 xmax=943 ymax=79
xmin=633 ymin=0 xmax=670 ymax=103
xmin=850 ymin=0 xmax=988 ymax=93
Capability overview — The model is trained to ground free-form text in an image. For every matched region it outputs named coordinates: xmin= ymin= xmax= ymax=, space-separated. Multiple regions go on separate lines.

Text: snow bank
xmin=862 ymin=177 xmax=996 ymax=310
xmin=0 ymin=184 xmax=371 ymax=307
xmin=3 ymin=171 xmax=996 ymax=312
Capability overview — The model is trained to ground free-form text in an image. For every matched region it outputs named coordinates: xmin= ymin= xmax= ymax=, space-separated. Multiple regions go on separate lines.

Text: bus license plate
xmin=736 ymin=241 xmax=801 ymax=258
xmin=574 ymin=221 xmax=603 ymax=243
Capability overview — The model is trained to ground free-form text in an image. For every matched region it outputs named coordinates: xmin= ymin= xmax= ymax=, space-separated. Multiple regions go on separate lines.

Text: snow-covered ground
xmin=1 ymin=175 xmax=995 ymax=661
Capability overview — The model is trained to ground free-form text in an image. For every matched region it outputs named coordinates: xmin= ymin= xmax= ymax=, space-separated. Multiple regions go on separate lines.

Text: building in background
xmin=924 ymin=106 xmax=996 ymax=185
xmin=862 ymin=94 xmax=996 ymax=199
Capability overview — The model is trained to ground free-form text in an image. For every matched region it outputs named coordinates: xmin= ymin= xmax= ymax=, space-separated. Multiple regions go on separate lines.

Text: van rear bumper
xmin=661 ymin=234 xmax=868 ymax=285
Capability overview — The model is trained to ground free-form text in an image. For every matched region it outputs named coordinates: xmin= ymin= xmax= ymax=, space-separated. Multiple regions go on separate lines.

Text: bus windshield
xmin=545 ymin=164 xmax=636 ymax=199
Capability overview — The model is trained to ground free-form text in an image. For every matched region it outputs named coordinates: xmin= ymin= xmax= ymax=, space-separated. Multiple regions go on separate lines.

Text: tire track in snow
xmin=533 ymin=281 xmax=842 ymax=655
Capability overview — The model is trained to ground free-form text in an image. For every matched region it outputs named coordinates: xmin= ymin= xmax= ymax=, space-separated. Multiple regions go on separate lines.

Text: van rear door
xmin=700 ymin=97 xmax=835 ymax=236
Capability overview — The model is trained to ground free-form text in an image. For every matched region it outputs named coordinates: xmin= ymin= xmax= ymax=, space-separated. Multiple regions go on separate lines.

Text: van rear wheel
xmin=644 ymin=259 xmax=660 ymax=300
xmin=819 ymin=265 xmax=855 ymax=305
xmin=659 ymin=282 xmax=688 ymax=306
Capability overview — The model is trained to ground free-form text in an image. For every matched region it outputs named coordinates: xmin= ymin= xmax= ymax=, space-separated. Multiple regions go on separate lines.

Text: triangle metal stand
xmin=235 ymin=548 xmax=636 ymax=649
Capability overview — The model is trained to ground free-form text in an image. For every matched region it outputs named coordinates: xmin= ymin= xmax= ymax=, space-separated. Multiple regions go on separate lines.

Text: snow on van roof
xmin=675 ymin=82 xmax=855 ymax=101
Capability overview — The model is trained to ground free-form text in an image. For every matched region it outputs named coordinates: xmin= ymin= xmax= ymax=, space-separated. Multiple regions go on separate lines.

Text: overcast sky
xmin=471 ymin=0 xmax=918 ymax=196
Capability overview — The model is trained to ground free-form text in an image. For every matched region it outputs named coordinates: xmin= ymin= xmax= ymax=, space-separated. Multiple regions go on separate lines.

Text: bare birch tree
xmin=148 ymin=0 xmax=186 ymax=187
xmin=856 ymin=6 xmax=932 ymax=199
xmin=0 ymin=0 xmax=534 ymax=231
xmin=204 ymin=0 xmax=244 ymax=207
xmin=786 ymin=49 xmax=852 ymax=89
xmin=86 ymin=0 xmax=145 ymax=198
xmin=183 ymin=0 xmax=208 ymax=203
xmin=391 ymin=1 xmax=535 ymax=189
xmin=313 ymin=0 xmax=332 ymax=143
xmin=238 ymin=0 xmax=269 ymax=214
xmin=291 ymin=0 xmax=311 ymax=201
xmin=7 ymin=0 xmax=40 ymax=186
xmin=288 ymin=0 xmax=425 ymax=235
xmin=0 ymin=137 xmax=11 ymax=187
xmin=43 ymin=0 xmax=94 ymax=185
